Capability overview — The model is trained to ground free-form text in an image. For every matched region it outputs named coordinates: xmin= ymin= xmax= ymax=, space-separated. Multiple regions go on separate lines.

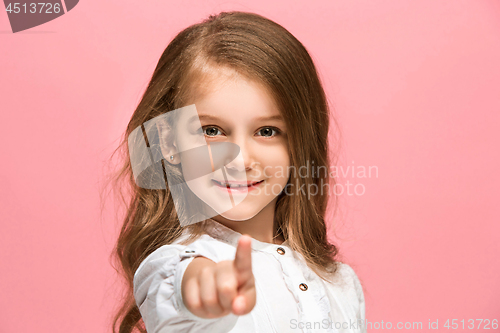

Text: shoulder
xmin=334 ymin=262 xmax=364 ymax=294
xmin=332 ymin=262 xmax=366 ymax=320
xmin=335 ymin=262 xmax=360 ymax=282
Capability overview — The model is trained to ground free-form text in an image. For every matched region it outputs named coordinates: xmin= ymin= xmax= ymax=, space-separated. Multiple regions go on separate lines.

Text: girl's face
xmin=175 ymin=70 xmax=290 ymax=221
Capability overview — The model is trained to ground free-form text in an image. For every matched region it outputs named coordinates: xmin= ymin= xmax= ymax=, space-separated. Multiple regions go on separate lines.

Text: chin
xmin=218 ymin=204 xmax=264 ymax=221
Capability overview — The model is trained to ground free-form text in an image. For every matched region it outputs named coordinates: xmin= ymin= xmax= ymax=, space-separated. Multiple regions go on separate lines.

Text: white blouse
xmin=133 ymin=219 xmax=366 ymax=333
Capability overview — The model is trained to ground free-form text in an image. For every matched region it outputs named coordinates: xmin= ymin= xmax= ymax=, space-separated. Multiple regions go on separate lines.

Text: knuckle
xmin=200 ymin=266 xmax=212 ymax=277
xmin=201 ymin=294 xmax=219 ymax=308
xmin=218 ymin=260 xmax=231 ymax=266
xmin=188 ymin=298 xmax=202 ymax=312
xmin=219 ymin=281 xmax=236 ymax=295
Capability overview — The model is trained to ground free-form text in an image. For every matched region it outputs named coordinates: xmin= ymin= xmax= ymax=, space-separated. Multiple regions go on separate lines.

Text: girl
xmin=111 ymin=11 xmax=366 ymax=333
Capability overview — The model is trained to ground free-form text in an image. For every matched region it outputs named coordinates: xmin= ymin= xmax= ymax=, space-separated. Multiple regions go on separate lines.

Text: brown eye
xmin=203 ymin=126 xmax=222 ymax=137
xmin=257 ymin=127 xmax=278 ymax=137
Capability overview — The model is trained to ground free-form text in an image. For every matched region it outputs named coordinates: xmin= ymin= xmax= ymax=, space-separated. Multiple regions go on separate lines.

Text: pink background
xmin=1 ymin=0 xmax=499 ymax=332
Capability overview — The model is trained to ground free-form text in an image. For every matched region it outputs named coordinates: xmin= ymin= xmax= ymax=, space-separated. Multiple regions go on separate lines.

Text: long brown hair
xmin=107 ymin=11 xmax=343 ymax=333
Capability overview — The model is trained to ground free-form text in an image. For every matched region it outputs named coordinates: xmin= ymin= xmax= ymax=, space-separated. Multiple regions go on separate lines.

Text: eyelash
xmin=201 ymin=126 xmax=282 ymax=138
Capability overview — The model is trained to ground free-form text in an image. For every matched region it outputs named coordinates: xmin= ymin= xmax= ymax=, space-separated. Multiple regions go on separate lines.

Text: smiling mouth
xmin=212 ymin=179 xmax=265 ymax=188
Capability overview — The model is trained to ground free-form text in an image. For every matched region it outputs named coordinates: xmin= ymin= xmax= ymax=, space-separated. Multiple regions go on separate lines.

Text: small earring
xmin=170 ymin=155 xmax=174 ymax=161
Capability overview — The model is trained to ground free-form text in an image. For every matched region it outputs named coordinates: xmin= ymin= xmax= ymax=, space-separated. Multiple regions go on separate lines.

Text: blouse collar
xmin=202 ymin=218 xmax=289 ymax=251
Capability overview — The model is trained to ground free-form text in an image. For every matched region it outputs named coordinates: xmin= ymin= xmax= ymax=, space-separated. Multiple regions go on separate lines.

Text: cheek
xmin=262 ymin=152 xmax=290 ymax=180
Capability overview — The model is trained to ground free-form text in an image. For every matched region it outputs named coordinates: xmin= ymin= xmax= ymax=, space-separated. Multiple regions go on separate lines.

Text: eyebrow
xmin=190 ymin=114 xmax=284 ymax=123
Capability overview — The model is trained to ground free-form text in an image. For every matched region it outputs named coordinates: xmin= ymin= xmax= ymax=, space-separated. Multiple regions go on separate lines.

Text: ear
xmin=156 ymin=118 xmax=180 ymax=165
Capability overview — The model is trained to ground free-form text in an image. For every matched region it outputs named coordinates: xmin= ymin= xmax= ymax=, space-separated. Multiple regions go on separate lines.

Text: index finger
xmin=233 ymin=235 xmax=253 ymax=285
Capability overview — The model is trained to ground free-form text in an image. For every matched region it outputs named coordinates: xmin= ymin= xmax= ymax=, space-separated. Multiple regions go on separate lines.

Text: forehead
xmin=179 ymin=60 xmax=279 ymax=113
xmin=182 ymin=66 xmax=281 ymax=119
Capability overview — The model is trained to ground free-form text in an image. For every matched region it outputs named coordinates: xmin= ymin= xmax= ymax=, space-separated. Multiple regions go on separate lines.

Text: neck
xmin=210 ymin=198 xmax=284 ymax=245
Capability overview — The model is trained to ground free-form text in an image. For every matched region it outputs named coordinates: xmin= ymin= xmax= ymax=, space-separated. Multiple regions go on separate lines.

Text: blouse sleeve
xmin=133 ymin=238 xmax=239 ymax=333
xmin=351 ymin=268 xmax=366 ymax=329
xmin=341 ymin=263 xmax=367 ymax=333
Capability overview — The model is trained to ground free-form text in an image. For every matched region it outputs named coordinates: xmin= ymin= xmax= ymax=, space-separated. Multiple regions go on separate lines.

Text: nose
xmin=224 ymin=135 xmax=254 ymax=173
